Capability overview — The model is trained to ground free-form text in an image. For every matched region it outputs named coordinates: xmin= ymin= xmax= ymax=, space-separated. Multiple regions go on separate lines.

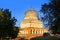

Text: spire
xmin=30 ymin=7 xmax=33 ymax=10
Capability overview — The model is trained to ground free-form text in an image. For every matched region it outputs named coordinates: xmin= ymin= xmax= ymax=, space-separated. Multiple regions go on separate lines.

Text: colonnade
xmin=20 ymin=29 xmax=48 ymax=34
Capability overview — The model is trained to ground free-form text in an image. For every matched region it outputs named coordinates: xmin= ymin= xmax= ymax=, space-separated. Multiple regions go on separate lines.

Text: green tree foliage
xmin=0 ymin=9 xmax=3 ymax=16
xmin=0 ymin=8 xmax=19 ymax=39
xmin=12 ymin=27 xmax=19 ymax=38
xmin=41 ymin=0 xmax=60 ymax=34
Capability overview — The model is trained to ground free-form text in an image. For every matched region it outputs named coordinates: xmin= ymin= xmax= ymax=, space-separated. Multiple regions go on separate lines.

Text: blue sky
xmin=0 ymin=0 xmax=49 ymax=26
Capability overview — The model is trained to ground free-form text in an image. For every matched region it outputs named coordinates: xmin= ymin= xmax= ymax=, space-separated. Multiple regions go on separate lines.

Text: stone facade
xmin=17 ymin=8 xmax=48 ymax=39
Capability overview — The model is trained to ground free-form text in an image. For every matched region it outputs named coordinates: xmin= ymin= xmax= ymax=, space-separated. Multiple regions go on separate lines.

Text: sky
xmin=0 ymin=0 xmax=50 ymax=27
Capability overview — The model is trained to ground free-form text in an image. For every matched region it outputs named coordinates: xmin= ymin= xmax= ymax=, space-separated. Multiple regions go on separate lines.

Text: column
xmin=41 ymin=30 xmax=43 ymax=34
xmin=40 ymin=30 xmax=41 ymax=34
xmin=42 ymin=30 xmax=43 ymax=34
xmin=35 ymin=29 xmax=36 ymax=34
xmin=24 ymin=30 xmax=27 ymax=34
xmin=40 ymin=30 xmax=42 ymax=34
xmin=41 ymin=30 xmax=42 ymax=34
xmin=37 ymin=30 xmax=39 ymax=34
xmin=43 ymin=30 xmax=44 ymax=34
xmin=26 ymin=30 xmax=28 ymax=34
xmin=32 ymin=29 xmax=33 ymax=34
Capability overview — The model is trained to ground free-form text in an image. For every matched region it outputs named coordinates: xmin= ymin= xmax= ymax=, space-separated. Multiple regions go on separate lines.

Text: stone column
xmin=40 ymin=30 xmax=41 ymax=34
xmin=26 ymin=30 xmax=28 ymax=34
xmin=40 ymin=30 xmax=42 ymax=34
xmin=41 ymin=30 xmax=43 ymax=34
xmin=42 ymin=30 xmax=43 ymax=34
xmin=39 ymin=30 xmax=40 ymax=34
xmin=37 ymin=30 xmax=39 ymax=34
xmin=32 ymin=29 xmax=33 ymax=34
xmin=35 ymin=29 xmax=36 ymax=34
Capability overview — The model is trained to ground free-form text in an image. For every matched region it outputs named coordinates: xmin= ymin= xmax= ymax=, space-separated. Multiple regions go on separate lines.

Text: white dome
xmin=24 ymin=8 xmax=38 ymax=20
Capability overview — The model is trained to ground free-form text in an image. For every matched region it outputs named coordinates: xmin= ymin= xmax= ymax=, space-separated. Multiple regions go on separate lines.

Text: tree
xmin=41 ymin=0 xmax=60 ymax=34
xmin=0 ymin=8 xmax=18 ymax=39
xmin=12 ymin=27 xmax=19 ymax=38
xmin=0 ymin=9 xmax=3 ymax=38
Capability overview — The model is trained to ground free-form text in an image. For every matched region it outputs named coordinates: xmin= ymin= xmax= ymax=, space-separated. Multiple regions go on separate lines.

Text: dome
xmin=24 ymin=8 xmax=38 ymax=20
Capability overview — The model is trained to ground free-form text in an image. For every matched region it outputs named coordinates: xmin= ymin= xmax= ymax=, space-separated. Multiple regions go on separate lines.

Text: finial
xmin=29 ymin=7 xmax=33 ymax=10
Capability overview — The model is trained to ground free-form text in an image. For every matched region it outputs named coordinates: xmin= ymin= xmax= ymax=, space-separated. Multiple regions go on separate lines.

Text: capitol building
xmin=17 ymin=8 xmax=48 ymax=40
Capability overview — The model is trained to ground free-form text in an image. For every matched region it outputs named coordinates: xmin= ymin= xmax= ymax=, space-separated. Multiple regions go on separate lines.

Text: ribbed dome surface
xmin=24 ymin=8 xmax=38 ymax=20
